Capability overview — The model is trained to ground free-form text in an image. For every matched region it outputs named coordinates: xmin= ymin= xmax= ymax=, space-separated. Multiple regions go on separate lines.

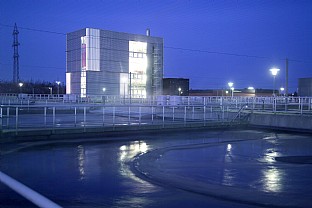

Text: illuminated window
xmin=129 ymin=41 xmax=147 ymax=98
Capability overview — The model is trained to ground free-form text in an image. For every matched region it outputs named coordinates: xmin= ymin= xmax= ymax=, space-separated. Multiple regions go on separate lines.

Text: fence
xmin=1 ymin=95 xmax=311 ymax=134
xmin=0 ymin=104 xmax=236 ymax=133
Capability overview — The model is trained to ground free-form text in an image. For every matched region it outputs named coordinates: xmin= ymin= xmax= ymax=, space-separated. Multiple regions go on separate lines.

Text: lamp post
xmin=102 ymin=87 xmax=106 ymax=104
xmin=270 ymin=68 xmax=280 ymax=96
xmin=231 ymin=87 xmax=234 ymax=97
xmin=56 ymin=81 xmax=61 ymax=96
xmin=48 ymin=87 xmax=52 ymax=95
xmin=228 ymin=82 xmax=234 ymax=97
xmin=280 ymin=87 xmax=285 ymax=96
xmin=18 ymin=82 xmax=23 ymax=93
xmin=178 ymin=87 xmax=181 ymax=96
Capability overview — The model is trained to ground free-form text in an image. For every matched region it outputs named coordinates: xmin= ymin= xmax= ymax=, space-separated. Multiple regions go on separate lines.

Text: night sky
xmin=1 ymin=0 xmax=311 ymax=93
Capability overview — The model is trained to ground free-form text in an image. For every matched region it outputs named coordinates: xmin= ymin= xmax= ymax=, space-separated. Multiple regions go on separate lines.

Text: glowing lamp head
xmin=228 ymin=82 xmax=233 ymax=88
xmin=270 ymin=68 xmax=280 ymax=76
xmin=18 ymin=82 xmax=23 ymax=87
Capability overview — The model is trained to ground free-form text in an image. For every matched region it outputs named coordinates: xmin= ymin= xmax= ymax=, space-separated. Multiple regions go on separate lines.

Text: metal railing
xmin=1 ymin=95 xmax=311 ymax=134
xmin=0 ymin=104 xmax=236 ymax=133
xmin=0 ymin=171 xmax=62 ymax=208
xmin=1 ymin=93 xmax=312 ymax=108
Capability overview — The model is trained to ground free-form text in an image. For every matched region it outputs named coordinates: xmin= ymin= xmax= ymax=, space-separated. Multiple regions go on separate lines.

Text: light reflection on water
xmin=262 ymin=166 xmax=284 ymax=193
xmin=77 ymin=145 xmax=85 ymax=180
xmin=222 ymin=143 xmax=234 ymax=186
xmin=118 ymin=141 xmax=159 ymax=195
xmin=135 ymin=134 xmax=312 ymax=206
xmin=1 ymin=130 xmax=312 ymax=208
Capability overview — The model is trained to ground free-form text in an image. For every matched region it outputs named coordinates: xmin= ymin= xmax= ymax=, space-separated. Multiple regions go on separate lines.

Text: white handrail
xmin=0 ymin=171 xmax=62 ymax=208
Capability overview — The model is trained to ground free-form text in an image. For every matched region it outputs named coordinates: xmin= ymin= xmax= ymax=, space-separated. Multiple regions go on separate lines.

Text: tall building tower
xmin=13 ymin=23 xmax=20 ymax=83
xmin=66 ymin=28 xmax=164 ymax=98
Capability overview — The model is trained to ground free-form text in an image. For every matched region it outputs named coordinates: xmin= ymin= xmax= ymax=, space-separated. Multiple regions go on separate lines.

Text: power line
xmin=1 ymin=23 xmax=311 ymax=63
xmin=0 ymin=62 xmax=64 ymax=70
xmin=1 ymin=23 xmax=312 ymax=75
xmin=164 ymin=46 xmax=271 ymax=60
xmin=0 ymin=23 xmax=66 ymax=35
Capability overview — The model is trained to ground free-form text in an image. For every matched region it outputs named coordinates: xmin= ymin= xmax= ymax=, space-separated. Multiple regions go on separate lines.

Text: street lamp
xmin=280 ymin=87 xmax=285 ymax=96
xmin=18 ymin=82 xmax=23 ymax=93
xmin=228 ymin=82 xmax=234 ymax=97
xmin=270 ymin=68 xmax=280 ymax=96
xmin=178 ymin=87 xmax=181 ymax=96
xmin=56 ymin=81 xmax=61 ymax=96
xmin=48 ymin=87 xmax=52 ymax=95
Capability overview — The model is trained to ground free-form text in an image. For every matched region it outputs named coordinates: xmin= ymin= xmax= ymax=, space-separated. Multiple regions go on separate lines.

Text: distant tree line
xmin=0 ymin=81 xmax=66 ymax=94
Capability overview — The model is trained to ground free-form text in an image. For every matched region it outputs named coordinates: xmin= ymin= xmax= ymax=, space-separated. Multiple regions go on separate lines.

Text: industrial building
xmin=163 ymin=78 xmax=189 ymax=96
xmin=66 ymin=28 xmax=163 ymax=98
xmin=298 ymin=78 xmax=312 ymax=96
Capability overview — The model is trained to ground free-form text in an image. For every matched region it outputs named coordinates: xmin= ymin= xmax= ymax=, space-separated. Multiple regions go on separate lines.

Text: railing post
xmin=15 ymin=107 xmax=18 ymax=135
xmin=74 ymin=107 xmax=77 ymax=127
xmin=102 ymin=107 xmax=105 ymax=126
xmin=184 ymin=106 xmax=187 ymax=126
xmin=162 ymin=105 xmax=165 ymax=127
xmin=192 ymin=106 xmax=195 ymax=120
xmin=83 ymin=107 xmax=86 ymax=132
xmin=139 ymin=106 xmax=141 ymax=126
xmin=113 ymin=106 xmax=115 ymax=129
xmin=204 ymin=105 xmax=206 ymax=126
xmin=44 ymin=107 xmax=47 ymax=127
xmin=298 ymin=97 xmax=301 ymax=111
xmin=128 ymin=106 xmax=131 ymax=125
xmin=151 ymin=106 xmax=154 ymax=124
xmin=172 ymin=106 xmax=175 ymax=121
xmin=7 ymin=107 xmax=10 ymax=128
xmin=52 ymin=107 xmax=55 ymax=131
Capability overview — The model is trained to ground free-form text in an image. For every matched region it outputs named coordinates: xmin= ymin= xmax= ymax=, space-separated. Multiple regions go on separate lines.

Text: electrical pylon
xmin=13 ymin=23 xmax=20 ymax=83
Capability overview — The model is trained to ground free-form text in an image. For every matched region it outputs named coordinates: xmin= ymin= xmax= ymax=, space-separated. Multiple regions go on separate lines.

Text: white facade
xmin=66 ymin=28 xmax=163 ymax=98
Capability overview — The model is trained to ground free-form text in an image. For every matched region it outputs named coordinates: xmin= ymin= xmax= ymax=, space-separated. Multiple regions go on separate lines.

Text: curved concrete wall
xmin=249 ymin=113 xmax=312 ymax=131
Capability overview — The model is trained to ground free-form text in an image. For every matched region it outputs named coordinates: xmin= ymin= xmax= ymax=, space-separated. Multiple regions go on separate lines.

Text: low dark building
xmin=298 ymin=78 xmax=312 ymax=97
xmin=163 ymin=78 xmax=189 ymax=96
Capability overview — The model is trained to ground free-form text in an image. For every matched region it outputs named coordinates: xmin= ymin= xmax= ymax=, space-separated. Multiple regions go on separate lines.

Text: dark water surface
xmin=0 ymin=129 xmax=311 ymax=207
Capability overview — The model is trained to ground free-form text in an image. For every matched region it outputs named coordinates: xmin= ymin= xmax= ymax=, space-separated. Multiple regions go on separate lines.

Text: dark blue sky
xmin=1 ymin=0 xmax=311 ymax=92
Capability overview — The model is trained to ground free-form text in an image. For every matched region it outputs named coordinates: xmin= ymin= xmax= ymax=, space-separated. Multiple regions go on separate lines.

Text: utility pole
xmin=13 ymin=23 xmax=20 ymax=83
xmin=285 ymin=58 xmax=289 ymax=96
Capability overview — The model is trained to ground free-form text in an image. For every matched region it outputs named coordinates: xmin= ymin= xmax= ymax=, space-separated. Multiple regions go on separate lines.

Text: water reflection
xmin=119 ymin=141 xmax=148 ymax=162
xmin=113 ymin=196 xmax=153 ymax=208
xmin=118 ymin=141 xmax=158 ymax=192
xmin=115 ymin=141 xmax=158 ymax=207
xmin=227 ymin=143 xmax=232 ymax=152
xmin=262 ymin=166 xmax=284 ymax=192
xmin=222 ymin=143 xmax=234 ymax=186
xmin=263 ymin=148 xmax=279 ymax=163
xmin=77 ymin=145 xmax=85 ymax=180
